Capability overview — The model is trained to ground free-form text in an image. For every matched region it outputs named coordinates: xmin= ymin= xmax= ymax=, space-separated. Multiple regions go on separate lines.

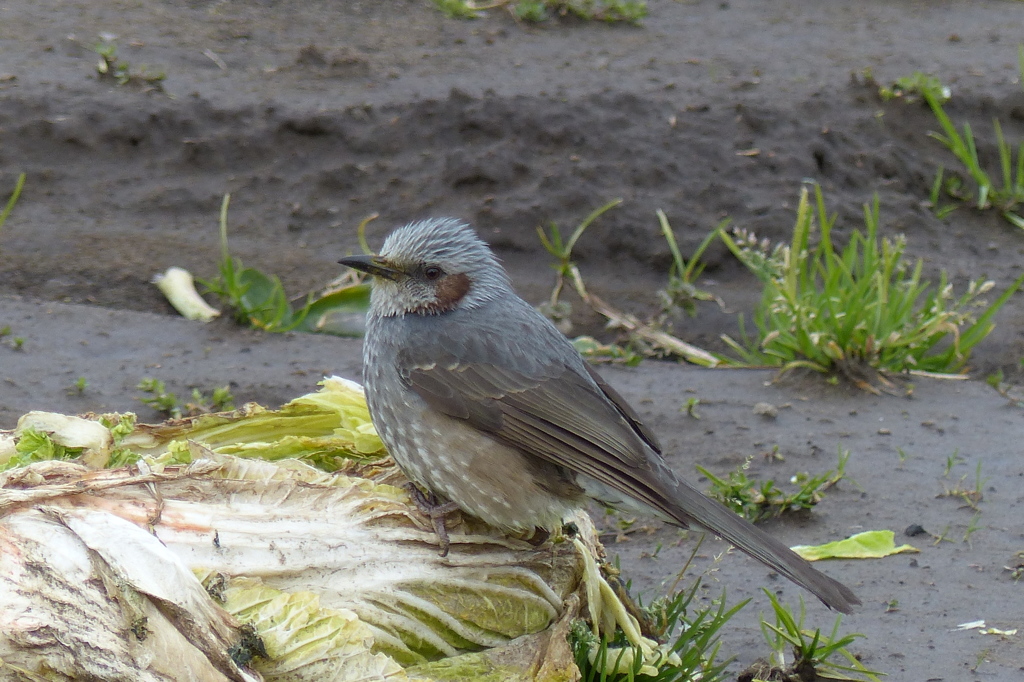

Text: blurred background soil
xmin=1 ymin=1 xmax=1023 ymax=679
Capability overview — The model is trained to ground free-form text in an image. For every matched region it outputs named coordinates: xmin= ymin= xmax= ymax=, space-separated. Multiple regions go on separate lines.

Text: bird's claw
xmin=525 ymin=526 xmax=551 ymax=547
xmin=405 ymin=483 xmax=461 ymax=557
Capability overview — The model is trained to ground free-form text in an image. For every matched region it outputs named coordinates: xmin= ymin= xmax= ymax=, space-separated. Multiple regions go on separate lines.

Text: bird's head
xmin=339 ymin=218 xmax=512 ymax=317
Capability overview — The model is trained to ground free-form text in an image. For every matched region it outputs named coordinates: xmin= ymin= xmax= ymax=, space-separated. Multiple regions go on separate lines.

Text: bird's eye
xmin=424 ymin=266 xmax=442 ymax=281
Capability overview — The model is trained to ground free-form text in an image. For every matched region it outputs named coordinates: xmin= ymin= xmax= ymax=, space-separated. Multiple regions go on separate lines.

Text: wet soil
xmin=2 ymin=1 xmax=1024 ymax=679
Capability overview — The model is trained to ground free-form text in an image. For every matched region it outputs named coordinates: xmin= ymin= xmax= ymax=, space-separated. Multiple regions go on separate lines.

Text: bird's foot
xmin=525 ymin=526 xmax=551 ymax=547
xmin=405 ymin=483 xmax=461 ymax=557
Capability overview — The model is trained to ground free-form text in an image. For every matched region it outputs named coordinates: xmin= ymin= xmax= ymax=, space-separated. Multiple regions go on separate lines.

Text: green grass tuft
xmin=883 ymin=53 xmax=1024 ymax=229
xmin=698 ymin=448 xmax=849 ymax=523
xmin=756 ymin=591 xmax=881 ymax=681
xmin=0 ymin=173 xmax=26 ymax=251
xmin=720 ymin=185 xmax=1024 ymax=388
xmin=569 ymin=579 xmax=744 ymax=682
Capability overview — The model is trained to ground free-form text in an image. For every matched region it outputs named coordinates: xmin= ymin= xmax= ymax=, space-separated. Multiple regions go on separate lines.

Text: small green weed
xmin=928 ymin=167 xmax=959 ymax=219
xmin=0 ymin=327 xmax=23 ymax=350
xmin=654 ymin=211 xmax=723 ymax=318
xmin=720 ymin=185 xmax=1024 ymax=389
xmin=94 ymin=36 xmax=166 ymax=88
xmin=201 ymin=195 xmax=314 ymax=332
xmin=884 ymin=52 xmax=1024 ymax=229
xmin=538 ymin=202 xmax=722 ymax=367
xmin=516 ymin=0 xmax=647 ymax=23
xmin=755 ymin=591 xmax=881 ymax=681
xmin=433 ymin=0 xmax=647 ymax=23
xmin=432 ymin=0 xmax=484 ymax=19
xmin=963 ymin=513 xmax=983 ymax=546
xmin=537 ymin=197 xmax=622 ymax=323
xmin=878 ymin=71 xmax=950 ymax=104
xmin=938 ymin=460 xmax=987 ymax=510
xmin=942 ymin=448 xmax=964 ymax=477
xmin=1006 ymin=551 xmax=1024 ymax=581
xmin=986 ymin=369 xmax=1024 ymax=408
xmin=569 ymin=579 xmax=744 ymax=682
xmin=697 ymin=448 xmax=848 ymax=523
xmin=681 ymin=397 xmax=701 ymax=419
xmin=138 ymin=378 xmax=181 ymax=417
xmin=200 ymin=196 xmax=371 ymax=335
xmin=924 ymin=91 xmax=1024 ymax=229
xmin=187 ymin=386 xmax=236 ymax=414
xmin=137 ymin=378 xmax=234 ymax=418
xmin=0 ymin=173 xmax=25 ymax=250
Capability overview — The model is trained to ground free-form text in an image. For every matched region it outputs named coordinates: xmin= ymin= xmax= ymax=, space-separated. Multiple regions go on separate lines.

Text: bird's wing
xmin=581 ymin=362 xmax=661 ymax=453
xmin=400 ymin=342 xmax=670 ymax=506
xmin=398 ymin=323 xmax=861 ymax=614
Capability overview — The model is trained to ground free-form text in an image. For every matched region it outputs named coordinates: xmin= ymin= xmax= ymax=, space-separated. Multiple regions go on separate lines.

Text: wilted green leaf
xmin=791 ymin=530 xmax=919 ymax=561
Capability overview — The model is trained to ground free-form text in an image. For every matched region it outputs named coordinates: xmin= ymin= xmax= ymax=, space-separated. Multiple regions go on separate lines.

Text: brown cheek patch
xmin=433 ymin=273 xmax=472 ymax=311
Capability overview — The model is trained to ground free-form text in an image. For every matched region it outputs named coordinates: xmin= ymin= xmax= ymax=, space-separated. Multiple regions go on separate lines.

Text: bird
xmin=339 ymin=217 xmax=860 ymax=613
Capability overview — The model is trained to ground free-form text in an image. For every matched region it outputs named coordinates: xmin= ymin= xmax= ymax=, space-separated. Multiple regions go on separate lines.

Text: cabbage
xmin=0 ymin=378 xmax=670 ymax=681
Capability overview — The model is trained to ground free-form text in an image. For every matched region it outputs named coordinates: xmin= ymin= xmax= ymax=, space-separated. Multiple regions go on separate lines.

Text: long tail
xmin=660 ymin=473 xmax=860 ymax=613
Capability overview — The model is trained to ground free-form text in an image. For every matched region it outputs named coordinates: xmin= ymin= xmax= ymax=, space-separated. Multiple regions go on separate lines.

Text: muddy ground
xmin=2 ymin=1 xmax=1024 ymax=679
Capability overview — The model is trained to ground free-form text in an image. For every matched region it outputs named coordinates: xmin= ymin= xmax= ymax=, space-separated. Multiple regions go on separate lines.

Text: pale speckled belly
xmin=370 ymin=388 xmax=583 ymax=532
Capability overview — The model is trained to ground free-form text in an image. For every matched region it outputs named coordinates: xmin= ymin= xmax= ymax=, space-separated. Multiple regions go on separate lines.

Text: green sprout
xmin=720 ymin=185 xmax=1024 ymax=389
xmin=432 ymin=0 xmax=483 ymax=19
xmin=94 ymin=36 xmax=165 ymax=87
xmin=569 ymin=579 xmax=744 ymax=682
xmin=200 ymin=195 xmax=370 ymax=335
xmin=185 ymin=386 xmax=236 ymax=415
xmin=536 ymin=198 xmax=621 ymax=324
xmin=0 ymin=173 xmax=26 ymax=250
xmin=927 ymin=167 xmax=958 ymax=219
xmin=201 ymin=194 xmax=313 ymax=332
xmin=536 ymin=202 xmax=722 ymax=368
xmin=923 ymin=90 xmax=1024 ymax=229
xmin=757 ymin=591 xmax=881 ymax=681
xmin=963 ymin=513 xmax=983 ymax=546
xmin=138 ymin=377 xmax=235 ymax=418
xmin=138 ymin=378 xmax=182 ymax=418
xmin=939 ymin=460 xmax=987 ymax=511
xmin=885 ymin=53 xmax=1024 ymax=229
xmin=654 ymin=210 xmax=723 ymax=318
xmin=516 ymin=0 xmax=647 ymax=23
xmin=681 ymin=397 xmax=701 ymax=420
xmin=433 ymin=0 xmax=647 ymax=23
xmin=942 ymin=449 xmax=964 ymax=478
xmin=697 ymin=448 xmax=848 ymax=523
xmin=986 ymin=369 xmax=1024 ymax=408
xmin=878 ymin=70 xmax=950 ymax=104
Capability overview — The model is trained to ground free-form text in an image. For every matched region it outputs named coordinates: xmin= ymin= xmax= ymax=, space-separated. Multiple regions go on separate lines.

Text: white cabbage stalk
xmin=0 ymin=461 xmax=257 ymax=682
xmin=0 ymin=378 xmax=665 ymax=681
xmin=0 ymin=431 xmax=15 ymax=464
xmin=153 ymin=266 xmax=221 ymax=321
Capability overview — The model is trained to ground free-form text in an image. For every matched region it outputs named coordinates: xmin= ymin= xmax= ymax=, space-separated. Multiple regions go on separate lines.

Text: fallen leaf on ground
xmin=791 ymin=530 xmax=919 ymax=561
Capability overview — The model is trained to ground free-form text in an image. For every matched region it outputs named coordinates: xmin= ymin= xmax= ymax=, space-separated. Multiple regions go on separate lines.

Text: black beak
xmin=338 ymin=254 xmax=402 ymax=281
